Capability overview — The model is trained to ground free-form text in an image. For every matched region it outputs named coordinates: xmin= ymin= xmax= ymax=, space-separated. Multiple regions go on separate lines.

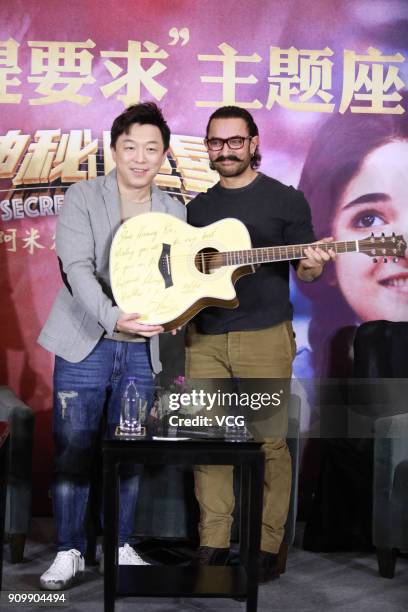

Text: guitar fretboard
xmin=221 ymin=240 xmax=357 ymax=266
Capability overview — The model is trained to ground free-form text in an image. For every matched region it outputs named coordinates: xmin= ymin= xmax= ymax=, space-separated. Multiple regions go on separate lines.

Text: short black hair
xmin=111 ymin=101 xmax=170 ymax=150
xmin=206 ymin=106 xmax=261 ymax=169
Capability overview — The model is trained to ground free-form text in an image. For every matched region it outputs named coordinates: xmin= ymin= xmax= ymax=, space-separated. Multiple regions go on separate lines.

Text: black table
xmin=103 ymin=429 xmax=265 ymax=612
xmin=0 ymin=421 xmax=10 ymax=591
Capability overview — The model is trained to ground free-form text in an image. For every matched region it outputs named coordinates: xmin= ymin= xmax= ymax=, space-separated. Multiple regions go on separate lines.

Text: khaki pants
xmin=185 ymin=321 xmax=296 ymax=553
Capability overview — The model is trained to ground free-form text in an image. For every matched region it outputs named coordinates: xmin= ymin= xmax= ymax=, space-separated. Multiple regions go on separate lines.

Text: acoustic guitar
xmin=110 ymin=212 xmax=407 ymax=331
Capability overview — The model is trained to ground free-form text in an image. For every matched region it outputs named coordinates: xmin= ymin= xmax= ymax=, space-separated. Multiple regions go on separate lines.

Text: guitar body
xmin=110 ymin=212 xmax=253 ymax=330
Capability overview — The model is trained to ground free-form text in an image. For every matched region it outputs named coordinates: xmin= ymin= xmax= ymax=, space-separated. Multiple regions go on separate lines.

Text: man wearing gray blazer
xmin=38 ymin=103 xmax=186 ymax=590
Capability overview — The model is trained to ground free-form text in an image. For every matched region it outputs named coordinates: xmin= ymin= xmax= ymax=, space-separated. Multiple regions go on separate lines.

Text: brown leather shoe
xmin=197 ymin=546 xmax=230 ymax=565
xmin=258 ymin=551 xmax=280 ymax=583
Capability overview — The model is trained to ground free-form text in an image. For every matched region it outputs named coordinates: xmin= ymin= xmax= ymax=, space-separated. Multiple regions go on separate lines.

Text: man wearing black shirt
xmin=186 ymin=106 xmax=334 ymax=581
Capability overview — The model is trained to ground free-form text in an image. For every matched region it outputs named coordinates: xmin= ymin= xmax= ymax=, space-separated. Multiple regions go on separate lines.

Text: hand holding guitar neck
xmin=297 ymin=237 xmax=336 ymax=282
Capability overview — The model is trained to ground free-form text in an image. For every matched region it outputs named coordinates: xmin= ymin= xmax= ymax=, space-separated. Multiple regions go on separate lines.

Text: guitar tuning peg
xmin=373 ymin=258 xmax=378 ymax=263
xmin=383 ymin=257 xmax=387 ymax=263
xmin=392 ymin=231 xmax=395 ymax=237
xmin=381 ymin=232 xmax=385 ymax=237
xmin=393 ymin=257 xmax=399 ymax=263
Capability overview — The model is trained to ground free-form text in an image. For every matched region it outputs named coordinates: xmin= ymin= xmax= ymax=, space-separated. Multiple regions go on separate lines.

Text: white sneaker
xmin=99 ymin=543 xmax=150 ymax=574
xmin=40 ymin=549 xmax=85 ymax=591
xmin=119 ymin=543 xmax=150 ymax=566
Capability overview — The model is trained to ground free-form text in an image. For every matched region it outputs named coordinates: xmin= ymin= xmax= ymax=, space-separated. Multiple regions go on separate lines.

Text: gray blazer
xmin=38 ymin=169 xmax=186 ymax=372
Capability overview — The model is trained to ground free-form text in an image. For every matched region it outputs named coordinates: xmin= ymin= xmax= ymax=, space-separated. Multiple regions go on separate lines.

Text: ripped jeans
xmin=52 ymin=338 xmax=154 ymax=553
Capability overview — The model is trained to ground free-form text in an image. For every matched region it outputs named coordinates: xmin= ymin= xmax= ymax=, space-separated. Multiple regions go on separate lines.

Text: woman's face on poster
xmin=332 ymin=140 xmax=408 ymax=322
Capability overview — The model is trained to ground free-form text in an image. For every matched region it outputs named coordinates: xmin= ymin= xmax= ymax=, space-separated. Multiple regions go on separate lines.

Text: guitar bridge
xmin=158 ymin=243 xmax=173 ymax=288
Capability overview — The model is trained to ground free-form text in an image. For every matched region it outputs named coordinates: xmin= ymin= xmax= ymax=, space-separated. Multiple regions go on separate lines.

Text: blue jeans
xmin=52 ymin=338 xmax=154 ymax=553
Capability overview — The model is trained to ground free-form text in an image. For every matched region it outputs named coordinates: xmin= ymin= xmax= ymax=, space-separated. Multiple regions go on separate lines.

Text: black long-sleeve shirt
xmin=187 ymin=173 xmax=315 ymax=334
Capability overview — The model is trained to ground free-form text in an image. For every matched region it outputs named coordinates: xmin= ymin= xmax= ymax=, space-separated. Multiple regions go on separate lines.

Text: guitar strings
xmin=169 ymin=236 xmax=400 ymax=262
xmin=166 ymin=240 xmax=359 ymax=262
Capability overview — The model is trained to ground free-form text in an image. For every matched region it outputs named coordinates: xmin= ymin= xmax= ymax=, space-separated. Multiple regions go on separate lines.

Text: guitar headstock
xmin=358 ymin=233 xmax=407 ymax=263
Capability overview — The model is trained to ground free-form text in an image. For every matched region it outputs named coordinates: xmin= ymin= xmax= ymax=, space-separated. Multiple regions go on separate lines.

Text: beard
xmin=209 ymin=154 xmax=252 ymax=177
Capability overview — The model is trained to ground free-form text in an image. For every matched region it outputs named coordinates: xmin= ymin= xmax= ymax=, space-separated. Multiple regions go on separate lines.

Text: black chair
xmin=303 ymin=320 xmax=408 ymax=573
xmin=0 ymin=421 xmax=10 ymax=590
xmin=0 ymin=387 xmax=34 ymax=563
xmin=351 ymin=320 xmax=408 ymax=578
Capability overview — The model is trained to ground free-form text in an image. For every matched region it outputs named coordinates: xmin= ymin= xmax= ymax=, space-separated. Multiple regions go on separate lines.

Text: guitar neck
xmin=221 ymin=240 xmax=358 ymax=266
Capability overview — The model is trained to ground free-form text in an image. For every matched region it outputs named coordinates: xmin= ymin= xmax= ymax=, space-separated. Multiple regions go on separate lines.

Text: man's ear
xmin=250 ymin=135 xmax=259 ymax=155
xmin=161 ymin=148 xmax=169 ymax=165
xmin=111 ymin=146 xmax=116 ymax=162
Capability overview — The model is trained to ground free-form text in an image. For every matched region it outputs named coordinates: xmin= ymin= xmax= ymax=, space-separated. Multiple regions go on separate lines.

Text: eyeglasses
xmin=205 ymin=136 xmax=252 ymax=151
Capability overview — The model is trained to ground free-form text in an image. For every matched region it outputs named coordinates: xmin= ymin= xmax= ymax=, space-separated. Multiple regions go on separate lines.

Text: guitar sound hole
xmin=194 ymin=248 xmax=222 ymax=274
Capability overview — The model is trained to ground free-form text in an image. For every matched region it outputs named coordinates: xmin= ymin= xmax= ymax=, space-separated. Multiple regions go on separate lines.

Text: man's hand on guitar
xmin=297 ymin=237 xmax=336 ymax=282
xmin=115 ymin=313 xmax=164 ymax=337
